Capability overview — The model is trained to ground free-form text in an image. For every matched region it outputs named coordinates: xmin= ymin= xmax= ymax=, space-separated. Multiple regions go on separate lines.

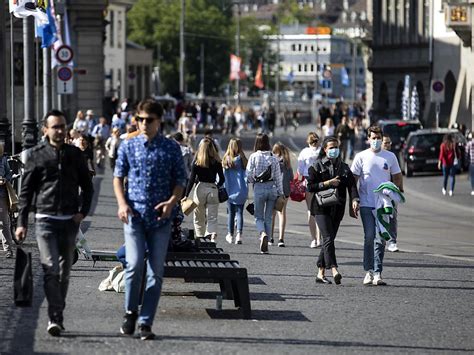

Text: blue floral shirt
xmin=114 ymin=133 xmax=187 ymax=229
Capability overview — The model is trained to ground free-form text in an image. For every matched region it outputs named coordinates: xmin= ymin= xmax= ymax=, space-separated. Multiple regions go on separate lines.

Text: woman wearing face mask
xmin=307 ymin=137 xmax=360 ymax=285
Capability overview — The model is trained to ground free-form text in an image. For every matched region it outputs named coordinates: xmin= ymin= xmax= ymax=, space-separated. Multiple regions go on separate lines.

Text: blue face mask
xmin=327 ymin=148 xmax=340 ymax=159
xmin=370 ymin=139 xmax=382 ymax=151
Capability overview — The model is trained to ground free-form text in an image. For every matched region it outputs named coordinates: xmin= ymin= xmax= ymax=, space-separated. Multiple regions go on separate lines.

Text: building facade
xmin=369 ymin=0 xmax=471 ymax=128
xmin=269 ymin=25 xmax=366 ymax=100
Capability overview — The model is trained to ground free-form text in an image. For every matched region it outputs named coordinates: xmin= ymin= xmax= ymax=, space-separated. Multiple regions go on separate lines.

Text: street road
xmin=0 ymin=124 xmax=473 ymax=354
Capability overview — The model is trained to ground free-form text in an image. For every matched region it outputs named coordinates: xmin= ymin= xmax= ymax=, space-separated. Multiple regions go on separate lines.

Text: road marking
xmin=404 ymin=186 xmax=473 ymax=213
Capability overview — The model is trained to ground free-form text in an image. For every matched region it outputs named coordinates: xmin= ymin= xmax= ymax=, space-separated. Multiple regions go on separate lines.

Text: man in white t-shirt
xmin=351 ymin=126 xmax=403 ymax=286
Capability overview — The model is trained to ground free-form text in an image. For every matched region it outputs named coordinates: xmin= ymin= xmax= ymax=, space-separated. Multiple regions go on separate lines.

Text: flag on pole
xmin=255 ymin=61 xmax=264 ymax=89
xmin=229 ymin=54 xmax=241 ymax=81
xmin=9 ymin=0 xmax=48 ymax=25
xmin=36 ymin=0 xmax=57 ymax=48
xmin=286 ymin=69 xmax=294 ymax=84
xmin=341 ymin=67 xmax=350 ymax=87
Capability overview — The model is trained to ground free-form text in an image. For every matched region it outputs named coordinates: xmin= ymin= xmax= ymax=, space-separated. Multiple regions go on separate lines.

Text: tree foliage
xmin=127 ymin=0 xmax=272 ymax=96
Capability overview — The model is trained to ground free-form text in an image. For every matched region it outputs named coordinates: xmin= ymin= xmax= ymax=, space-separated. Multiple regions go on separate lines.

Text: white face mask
xmin=370 ymin=139 xmax=382 ymax=151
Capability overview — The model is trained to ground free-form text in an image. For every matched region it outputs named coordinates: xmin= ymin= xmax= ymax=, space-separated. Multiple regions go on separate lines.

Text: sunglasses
xmin=136 ymin=116 xmax=158 ymax=124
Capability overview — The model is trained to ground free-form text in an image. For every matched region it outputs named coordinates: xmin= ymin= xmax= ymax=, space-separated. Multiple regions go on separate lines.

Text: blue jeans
xmin=123 ymin=216 xmax=171 ymax=326
xmin=360 ymin=207 xmax=385 ymax=273
xmin=442 ymin=165 xmax=456 ymax=191
xmin=253 ymin=182 xmax=278 ymax=236
xmin=227 ymin=202 xmax=244 ymax=234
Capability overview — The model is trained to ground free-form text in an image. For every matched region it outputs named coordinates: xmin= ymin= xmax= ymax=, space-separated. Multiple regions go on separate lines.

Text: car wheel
xmin=405 ymin=162 xmax=413 ymax=177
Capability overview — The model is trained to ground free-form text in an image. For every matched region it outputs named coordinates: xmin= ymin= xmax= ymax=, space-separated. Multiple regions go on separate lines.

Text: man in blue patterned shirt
xmin=113 ymin=98 xmax=187 ymax=340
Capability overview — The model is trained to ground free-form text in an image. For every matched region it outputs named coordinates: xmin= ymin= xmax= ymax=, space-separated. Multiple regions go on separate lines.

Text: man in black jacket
xmin=15 ymin=110 xmax=94 ymax=337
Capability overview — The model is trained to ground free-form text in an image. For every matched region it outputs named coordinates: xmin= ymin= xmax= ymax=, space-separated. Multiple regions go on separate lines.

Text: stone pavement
xmin=1 ymin=141 xmax=473 ymax=354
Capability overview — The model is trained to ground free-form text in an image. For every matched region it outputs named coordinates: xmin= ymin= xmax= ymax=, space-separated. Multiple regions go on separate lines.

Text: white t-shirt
xmin=351 ymin=148 xmax=401 ymax=208
xmin=297 ymin=146 xmax=320 ymax=177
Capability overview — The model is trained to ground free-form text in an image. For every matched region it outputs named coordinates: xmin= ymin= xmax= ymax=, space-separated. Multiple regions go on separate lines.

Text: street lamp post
xmin=22 ymin=16 xmax=37 ymax=150
xmin=179 ymin=0 xmax=185 ymax=95
xmin=235 ymin=1 xmax=240 ymax=104
xmin=0 ymin=6 xmax=11 ymax=151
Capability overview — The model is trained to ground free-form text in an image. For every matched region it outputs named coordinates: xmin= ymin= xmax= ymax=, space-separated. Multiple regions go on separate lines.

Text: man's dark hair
xmin=367 ymin=125 xmax=383 ymax=138
xmin=254 ymin=133 xmax=271 ymax=152
xmin=137 ymin=98 xmax=163 ymax=118
xmin=43 ymin=109 xmax=66 ymax=127
xmin=173 ymin=132 xmax=184 ymax=142
xmin=204 ymin=129 xmax=213 ymax=137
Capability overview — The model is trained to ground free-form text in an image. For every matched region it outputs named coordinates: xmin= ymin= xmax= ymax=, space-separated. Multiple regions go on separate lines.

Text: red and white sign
xmin=57 ymin=65 xmax=74 ymax=95
xmin=56 ymin=45 xmax=74 ymax=64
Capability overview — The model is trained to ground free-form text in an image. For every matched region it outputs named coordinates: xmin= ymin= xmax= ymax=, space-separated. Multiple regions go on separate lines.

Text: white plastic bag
xmin=98 ymin=264 xmax=123 ymax=292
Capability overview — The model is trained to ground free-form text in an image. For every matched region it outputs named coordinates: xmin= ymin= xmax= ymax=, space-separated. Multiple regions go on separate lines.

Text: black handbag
xmin=246 ymin=202 xmax=255 ymax=215
xmin=14 ymin=248 xmax=33 ymax=307
xmin=254 ymin=164 xmax=272 ymax=183
xmin=314 ymin=188 xmax=340 ymax=207
xmin=218 ymin=186 xmax=229 ymax=203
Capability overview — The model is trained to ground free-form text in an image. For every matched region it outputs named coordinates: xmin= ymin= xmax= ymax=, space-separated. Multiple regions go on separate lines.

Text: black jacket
xmin=307 ymin=157 xmax=358 ymax=217
xmin=18 ymin=141 xmax=94 ymax=228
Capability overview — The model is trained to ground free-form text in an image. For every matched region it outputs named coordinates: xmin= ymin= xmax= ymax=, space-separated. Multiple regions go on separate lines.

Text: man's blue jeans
xmin=227 ymin=202 xmax=244 ymax=235
xmin=123 ymin=216 xmax=171 ymax=327
xmin=253 ymin=182 xmax=278 ymax=236
xmin=360 ymin=207 xmax=385 ymax=273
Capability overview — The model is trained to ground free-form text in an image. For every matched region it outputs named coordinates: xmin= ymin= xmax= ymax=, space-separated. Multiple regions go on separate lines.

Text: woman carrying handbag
xmin=184 ymin=138 xmax=225 ymax=243
xmin=307 ymin=137 xmax=360 ymax=285
xmin=247 ymin=134 xmax=283 ymax=254
xmin=0 ymin=144 xmax=15 ymax=258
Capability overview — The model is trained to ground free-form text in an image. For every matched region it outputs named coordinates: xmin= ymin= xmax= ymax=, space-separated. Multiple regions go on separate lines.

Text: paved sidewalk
xmin=1 ymin=163 xmax=473 ymax=354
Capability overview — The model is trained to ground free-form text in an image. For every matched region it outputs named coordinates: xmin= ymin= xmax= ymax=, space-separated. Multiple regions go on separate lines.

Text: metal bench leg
xmin=236 ymin=278 xmax=251 ymax=319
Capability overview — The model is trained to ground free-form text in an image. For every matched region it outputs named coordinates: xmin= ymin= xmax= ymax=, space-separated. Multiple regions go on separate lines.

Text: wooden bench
xmin=164 ymin=259 xmax=251 ymax=319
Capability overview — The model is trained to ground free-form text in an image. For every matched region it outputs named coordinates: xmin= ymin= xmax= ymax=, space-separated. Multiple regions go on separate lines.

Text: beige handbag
xmin=274 ymin=196 xmax=286 ymax=212
xmin=5 ymin=181 xmax=19 ymax=212
xmin=181 ymin=198 xmax=197 ymax=216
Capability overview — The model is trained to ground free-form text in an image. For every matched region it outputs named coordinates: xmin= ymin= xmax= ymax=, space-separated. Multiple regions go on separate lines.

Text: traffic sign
xmin=57 ymin=65 xmax=74 ymax=95
xmin=56 ymin=45 xmax=74 ymax=64
xmin=430 ymin=79 xmax=445 ymax=103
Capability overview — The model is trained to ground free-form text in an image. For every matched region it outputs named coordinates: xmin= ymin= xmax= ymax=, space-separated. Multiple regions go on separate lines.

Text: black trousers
xmin=315 ymin=213 xmax=343 ymax=269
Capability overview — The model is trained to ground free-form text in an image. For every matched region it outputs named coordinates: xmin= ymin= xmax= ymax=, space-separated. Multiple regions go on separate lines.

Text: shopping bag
xmin=14 ymin=248 xmax=33 ymax=307
xmin=218 ymin=187 xmax=229 ymax=203
xmin=290 ymin=174 xmax=306 ymax=202
xmin=6 ymin=181 xmax=19 ymax=212
xmin=181 ymin=198 xmax=197 ymax=215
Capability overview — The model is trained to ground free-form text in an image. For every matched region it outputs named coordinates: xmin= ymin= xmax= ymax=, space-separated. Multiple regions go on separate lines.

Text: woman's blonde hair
xmin=272 ymin=142 xmax=291 ymax=169
xmin=222 ymin=138 xmax=247 ymax=169
xmin=195 ymin=138 xmax=220 ymax=168
xmin=306 ymin=132 xmax=319 ymax=147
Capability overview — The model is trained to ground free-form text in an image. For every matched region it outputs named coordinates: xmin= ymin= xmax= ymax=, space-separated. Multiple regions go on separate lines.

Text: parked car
xmin=401 ymin=128 xmax=467 ymax=177
xmin=378 ymin=119 xmax=423 ymax=163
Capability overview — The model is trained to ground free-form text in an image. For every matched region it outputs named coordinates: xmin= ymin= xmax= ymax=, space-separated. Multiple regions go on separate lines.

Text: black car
xmin=378 ymin=119 xmax=423 ymax=162
xmin=401 ymin=128 xmax=467 ymax=177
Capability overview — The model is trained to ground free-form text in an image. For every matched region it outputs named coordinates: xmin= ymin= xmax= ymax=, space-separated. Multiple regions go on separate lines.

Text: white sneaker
xmin=449 ymin=190 xmax=453 ymax=196
xmin=387 ymin=242 xmax=399 ymax=252
xmin=442 ymin=188 xmax=446 ymax=195
xmin=235 ymin=233 xmax=242 ymax=245
xmin=471 ymin=191 xmax=474 ymax=196
xmin=310 ymin=240 xmax=317 ymax=248
xmin=210 ymin=234 xmax=217 ymax=243
xmin=363 ymin=271 xmax=373 ymax=285
xmin=225 ymin=234 xmax=233 ymax=244
xmin=372 ymin=272 xmax=387 ymax=286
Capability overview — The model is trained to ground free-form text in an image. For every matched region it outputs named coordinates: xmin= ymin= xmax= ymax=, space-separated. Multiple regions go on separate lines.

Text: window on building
xmin=310 ymin=64 xmax=314 ymax=72
xmin=298 ymin=64 xmax=302 ymax=72
xmin=117 ymin=68 xmax=122 ymax=95
xmin=359 ymin=68 xmax=364 ymax=75
xmin=311 ymin=45 xmax=314 ymax=51
xmin=292 ymin=44 xmax=296 ymax=51
xmin=404 ymin=0 xmax=410 ymax=41
xmin=304 ymin=45 xmax=308 ymax=52
xmin=117 ymin=13 xmax=123 ymax=49
xmin=298 ymin=44 xmax=302 ymax=51
xmin=109 ymin=10 xmax=114 ymax=48
xmin=423 ymin=0 xmax=429 ymax=39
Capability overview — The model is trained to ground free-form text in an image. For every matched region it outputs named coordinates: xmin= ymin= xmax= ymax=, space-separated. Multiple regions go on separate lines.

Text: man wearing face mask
xmin=351 ymin=126 xmax=403 ymax=286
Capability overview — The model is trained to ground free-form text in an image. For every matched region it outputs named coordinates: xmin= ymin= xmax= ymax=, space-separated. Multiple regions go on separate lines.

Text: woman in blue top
xmin=222 ymin=138 xmax=248 ymax=244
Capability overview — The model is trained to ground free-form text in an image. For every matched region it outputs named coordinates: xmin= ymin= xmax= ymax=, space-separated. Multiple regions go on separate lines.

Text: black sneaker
xmin=120 ymin=311 xmax=138 ymax=335
xmin=47 ymin=321 xmax=62 ymax=337
xmin=260 ymin=234 xmax=269 ymax=254
xmin=138 ymin=324 xmax=155 ymax=340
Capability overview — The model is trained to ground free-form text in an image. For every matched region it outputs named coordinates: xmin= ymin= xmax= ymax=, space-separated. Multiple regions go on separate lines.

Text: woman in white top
xmin=297 ymin=132 xmax=321 ymax=248
xmin=73 ymin=110 xmax=88 ymax=135
xmin=322 ymin=118 xmax=335 ymax=138
xmin=247 ymin=134 xmax=283 ymax=254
